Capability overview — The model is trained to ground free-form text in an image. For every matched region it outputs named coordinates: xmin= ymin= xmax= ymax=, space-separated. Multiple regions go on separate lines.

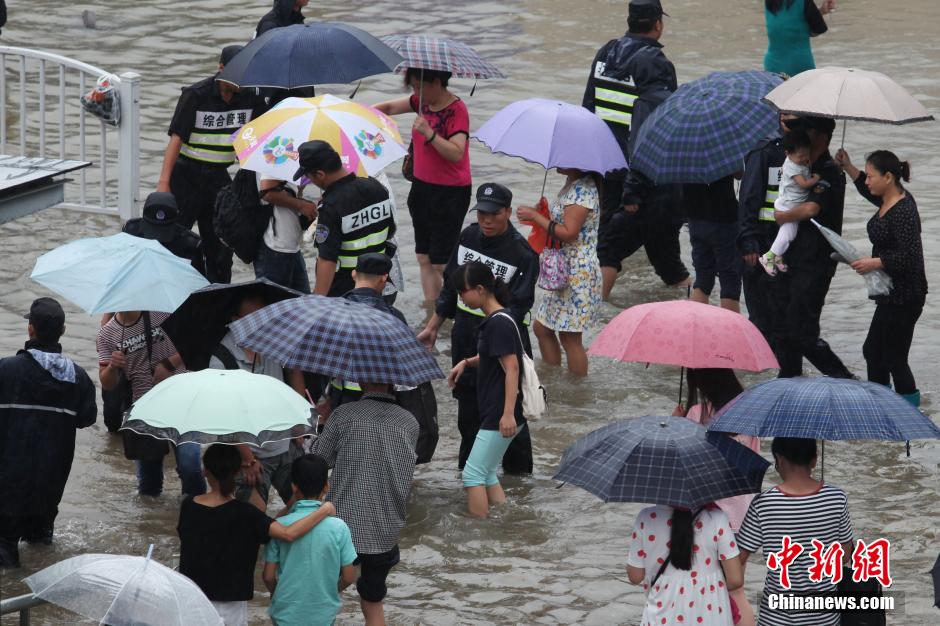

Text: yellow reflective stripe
xmin=340 ymin=227 xmax=389 ymax=251
xmin=189 ymin=132 xmax=235 ymax=147
xmin=765 ymin=189 xmax=779 ymax=203
xmin=759 ymin=207 xmax=776 ymax=222
xmin=180 ymin=143 xmax=235 ymax=164
xmin=595 ymin=106 xmax=632 ymax=127
xmin=331 ymin=379 xmax=362 ymax=392
xmin=595 ymin=87 xmax=637 ymax=108
xmin=456 ymin=302 xmax=531 ymax=326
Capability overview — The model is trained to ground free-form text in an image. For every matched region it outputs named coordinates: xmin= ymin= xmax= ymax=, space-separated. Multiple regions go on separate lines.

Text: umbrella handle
xmin=348 ymin=81 xmax=362 ymax=100
xmin=145 ymin=544 xmax=154 ymax=562
xmin=840 ymin=119 xmax=847 ymax=149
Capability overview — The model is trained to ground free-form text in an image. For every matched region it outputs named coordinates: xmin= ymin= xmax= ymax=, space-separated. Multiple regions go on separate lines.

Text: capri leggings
xmin=462 ymin=427 xmax=521 ymax=487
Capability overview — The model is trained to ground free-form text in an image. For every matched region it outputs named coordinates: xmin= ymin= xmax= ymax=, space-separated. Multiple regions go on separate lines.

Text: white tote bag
xmin=494 ymin=312 xmax=546 ymax=421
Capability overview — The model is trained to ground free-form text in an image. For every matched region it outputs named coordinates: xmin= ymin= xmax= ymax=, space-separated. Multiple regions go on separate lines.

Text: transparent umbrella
xmin=811 ymin=218 xmax=893 ymax=297
xmin=24 ymin=546 xmax=222 ymax=626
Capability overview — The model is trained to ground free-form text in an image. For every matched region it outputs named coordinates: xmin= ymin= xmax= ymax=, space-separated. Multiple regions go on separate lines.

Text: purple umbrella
xmin=472 ymin=99 xmax=627 ymax=181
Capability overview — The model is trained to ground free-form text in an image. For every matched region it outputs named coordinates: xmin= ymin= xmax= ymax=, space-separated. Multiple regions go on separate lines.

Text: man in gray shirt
xmin=208 ymin=294 xmax=306 ymax=511
xmin=313 ymin=382 xmax=418 ymax=626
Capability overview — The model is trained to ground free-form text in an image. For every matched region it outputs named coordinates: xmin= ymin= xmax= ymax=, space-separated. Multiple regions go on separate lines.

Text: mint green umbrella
xmin=122 ymin=369 xmax=315 ymax=448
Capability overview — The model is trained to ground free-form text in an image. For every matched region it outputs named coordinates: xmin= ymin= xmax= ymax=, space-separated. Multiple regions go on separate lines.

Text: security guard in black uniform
xmin=123 ymin=192 xmax=206 ymax=277
xmin=771 ymin=117 xmax=853 ymax=379
xmin=418 ymin=183 xmax=539 ymax=475
xmin=294 ymin=141 xmax=395 ymax=297
xmin=583 ymin=0 xmax=689 ymax=298
xmin=156 ymin=45 xmax=267 ymax=284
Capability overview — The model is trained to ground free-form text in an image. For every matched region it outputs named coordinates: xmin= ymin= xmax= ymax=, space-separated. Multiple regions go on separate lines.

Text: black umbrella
xmin=162 ymin=279 xmax=303 ymax=371
xmin=218 ymin=22 xmax=403 ymax=89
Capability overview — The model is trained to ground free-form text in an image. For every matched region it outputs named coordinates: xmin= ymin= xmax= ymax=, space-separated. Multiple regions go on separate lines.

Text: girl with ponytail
xmin=627 ymin=502 xmax=744 ymax=625
xmin=835 ymin=148 xmax=927 ymax=407
xmin=447 ymin=262 xmax=525 ymax=517
xmin=178 ymin=445 xmax=335 ymax=622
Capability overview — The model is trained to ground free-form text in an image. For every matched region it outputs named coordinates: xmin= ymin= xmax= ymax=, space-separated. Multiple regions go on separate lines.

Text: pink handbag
xmin=537 ymin=225 xmax=568 ymax=291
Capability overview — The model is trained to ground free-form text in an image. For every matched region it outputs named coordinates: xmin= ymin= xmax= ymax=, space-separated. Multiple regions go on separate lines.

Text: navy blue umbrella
xmin=630 ymin=70 xmax=784 ymax=184
xmin=218 ymin=22 xmax=403 ymax=89
xmin=229 ymin=295 xmax=443 ymax=386
xmin=707 ymin=377 xmax=940 ymax=441
xmin=554 ymin=416 xmax=770 ymax=508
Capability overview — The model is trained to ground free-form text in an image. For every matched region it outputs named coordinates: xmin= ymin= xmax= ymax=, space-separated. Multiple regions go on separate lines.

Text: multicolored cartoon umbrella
xmin=233 ymin=95 xmax=407 ymax=180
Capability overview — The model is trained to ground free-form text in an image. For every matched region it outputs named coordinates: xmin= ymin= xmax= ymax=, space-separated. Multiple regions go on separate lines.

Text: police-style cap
xmin=24 ymin=297 xmax=65 ymax=335
xmin=220 ymin=45 xmax=244 ymax=67
xmin=142 ymin=192 xmax=179 ymax=224
xmin=629 ymin=0 xmax=668 ymax=18
xmin=293 ymin=140 xmax=342 ymax=180
xmin=355 ymin=252 xmax=393 ymax=276
xmin=472 ymin=182 xmax=512 ymax=214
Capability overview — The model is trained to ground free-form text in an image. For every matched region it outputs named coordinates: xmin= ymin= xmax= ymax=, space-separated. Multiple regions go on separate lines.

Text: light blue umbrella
xmin=30 ymin=232 xmax=209 ymax=314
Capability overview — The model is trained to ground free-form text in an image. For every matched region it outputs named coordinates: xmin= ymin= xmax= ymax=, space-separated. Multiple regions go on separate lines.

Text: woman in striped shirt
xmin=736 ymin=437 xmax=854 ymax=626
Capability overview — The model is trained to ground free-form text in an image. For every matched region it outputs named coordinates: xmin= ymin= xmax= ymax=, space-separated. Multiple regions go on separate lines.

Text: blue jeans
xmin=462 ymin=427 xmax=521 ymax=487
xmin=253 ymin=243 xmax=310 ymax=293
xmin=135 ymin=443 xmax=206 ymax=497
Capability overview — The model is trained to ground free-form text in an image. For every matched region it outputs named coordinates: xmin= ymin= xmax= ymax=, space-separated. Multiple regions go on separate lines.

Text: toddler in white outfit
xmin=760 ymin=131 xmax=820 ymax=275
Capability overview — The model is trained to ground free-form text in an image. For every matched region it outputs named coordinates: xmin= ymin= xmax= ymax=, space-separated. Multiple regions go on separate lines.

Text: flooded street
xmin=2 ymin=0 xmax=939 ymax=623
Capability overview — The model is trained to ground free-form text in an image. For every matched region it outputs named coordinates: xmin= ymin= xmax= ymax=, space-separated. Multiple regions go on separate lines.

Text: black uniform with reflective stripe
xmin=315 ymin=174 xmax=395 ymax=297
xmin=738 ymin=136 xmax=786 ymax=256
xmin=168 ymin=75 xmax=266 ymax=168
xmin=583 ymin=33 xmax=676 ymax=158
xmin=435 ymin=223 xmax=538 ymax=389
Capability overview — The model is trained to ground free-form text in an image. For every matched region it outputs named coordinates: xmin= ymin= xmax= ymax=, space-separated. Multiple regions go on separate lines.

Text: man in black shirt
xmin=771 ymin=117 xmax=853 ymax=379
xmin=156 ymin=45 xmax=267 ymax=283
xmin=295 ymin=141 xmax=395 ymax=298
xmin=417 ymin=183 xmax=538 ymax=475
xmin=255 ymin=0 xmax=307 ymax=37
xmin=123 ymin=192 xmax=205 ymax=276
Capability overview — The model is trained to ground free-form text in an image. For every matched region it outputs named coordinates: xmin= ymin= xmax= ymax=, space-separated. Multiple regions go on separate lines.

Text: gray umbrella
xmin=811 ymin=219 xmax=893 ymax=297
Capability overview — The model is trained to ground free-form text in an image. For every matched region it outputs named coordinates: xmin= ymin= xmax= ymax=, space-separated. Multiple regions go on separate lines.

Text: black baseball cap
xmin=24 ymin=297 xmax=65 ymax=335
xmin=629 ymin=0 xmax=668 ymax=18
xmin=219 ymin=45 xmax=244 ymax=67
xmin=137 ymin=192 xmax=180 ymax=243
xmin=293 ymin=140 xmax=343 ymax=180
xmin=355 ymin=252 xmax=393 ymax=276
xmin=472 ymin=182 xmax=512 ymax=214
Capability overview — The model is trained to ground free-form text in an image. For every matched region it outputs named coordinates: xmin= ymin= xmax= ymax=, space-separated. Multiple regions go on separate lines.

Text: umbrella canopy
xmin=24 ymin=547 xmax=222 ymax=626
xmin=811 ymin=219 xmax=893 ymax=298
xmin=708 ymin=377 xmax=940 ymax=441
xmin=762 ymin=66 xmax=935 ymax=124
xmin=472 ymin=98 xmax=627 ymax=173
xmin=229 ymin=295 xmax=444 ymax=386
xmin=30 ymin=232 xmax=209 ymax=314
xmin=630 ymin=70 xmax=784 ymax=184
xmin=554 ymin=416 xmax=770 ymax=508
xmin=218 ymin=22 xmax=403 ymax=89
xmin=381 ymin=34 xmax=505 ymax=79
xmin=589 ymin=300 xmax=779 ymax=372
xmin=233 ymin=95 xmax=406 ymax=180
xmin=122 ymin=369 xmax=315 ymax=447
xmin=162 ymin=279 xmax=302 ymax=372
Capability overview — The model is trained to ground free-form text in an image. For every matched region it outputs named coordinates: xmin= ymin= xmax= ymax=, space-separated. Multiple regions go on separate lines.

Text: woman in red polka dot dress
xmin=627 ymin=504 xmax=743 ymax=626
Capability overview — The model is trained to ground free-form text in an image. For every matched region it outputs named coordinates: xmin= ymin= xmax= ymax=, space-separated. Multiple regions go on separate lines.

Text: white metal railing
xmin=0 ymin=46 xmax=140 ymax=220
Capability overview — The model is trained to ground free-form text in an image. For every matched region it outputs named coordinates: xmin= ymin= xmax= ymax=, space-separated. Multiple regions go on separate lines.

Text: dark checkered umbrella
xmin=380 ymin=35 xmax=505 ymax=79
xmin=630 ymin=70 xmax=784 ymax=184
xmin=229 ymin=295 xmax=443 ymax=386
xmin=554 ymin=416 xmax=770 ymax=508
xmin=708 ymin=377 xmax=940 ymax=441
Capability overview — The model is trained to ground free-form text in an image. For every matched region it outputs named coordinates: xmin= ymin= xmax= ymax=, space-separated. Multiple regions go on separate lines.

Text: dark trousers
xmin=456 ymin=391 xmax=532 ymax=475
xmin=863 ymin=301 xmax=923 ymax=394
xmin=0 ymin=510 xmax=57 ymax=567
xmin=774 ymin=268 xmax=853 ymax=379
xmin=171 ymin=158 xmax=234 ymax=283
xmin=742 ymin=262 xmax=777 ymax=343
xmin=597 ymin=176 xmax=689 ymax=285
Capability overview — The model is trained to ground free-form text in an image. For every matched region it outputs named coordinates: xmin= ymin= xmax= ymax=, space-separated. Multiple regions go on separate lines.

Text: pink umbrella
xmin=589 ymin=300 xmax=778 ymax=372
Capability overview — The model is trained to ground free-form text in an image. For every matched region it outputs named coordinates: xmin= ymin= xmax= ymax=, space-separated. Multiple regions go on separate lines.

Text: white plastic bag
xmin=494 ymin=312 xmax=546 ymax=421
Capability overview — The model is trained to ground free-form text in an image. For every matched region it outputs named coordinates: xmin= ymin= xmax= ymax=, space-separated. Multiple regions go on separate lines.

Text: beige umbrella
xmin=762 ymin=66 xmax=934 ymax=144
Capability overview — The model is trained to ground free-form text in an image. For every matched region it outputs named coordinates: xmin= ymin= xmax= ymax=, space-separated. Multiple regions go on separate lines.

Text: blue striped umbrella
xmin=630 ymin=70 xmax=784 ymax=184
xmin=229 ymin=295 xmax=443 ymax=387
xmin=554 ymin=416 xmax=770 ymax=508
xmin=707 ymin=377 xmax=940 ymax=441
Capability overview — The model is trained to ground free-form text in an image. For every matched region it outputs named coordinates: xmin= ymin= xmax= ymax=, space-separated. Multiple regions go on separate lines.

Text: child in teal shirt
xmin=263 ymin=455 xmax=357 ymax=626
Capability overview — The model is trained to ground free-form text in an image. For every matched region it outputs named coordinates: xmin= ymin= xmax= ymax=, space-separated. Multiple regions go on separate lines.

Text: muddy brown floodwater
xmin=2 ymin=1 xmax=939 ymax=624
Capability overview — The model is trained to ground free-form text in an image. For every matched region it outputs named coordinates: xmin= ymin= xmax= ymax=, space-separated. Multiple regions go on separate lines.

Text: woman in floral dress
xmin=517 ymin=170 xmax=602 ymax=376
